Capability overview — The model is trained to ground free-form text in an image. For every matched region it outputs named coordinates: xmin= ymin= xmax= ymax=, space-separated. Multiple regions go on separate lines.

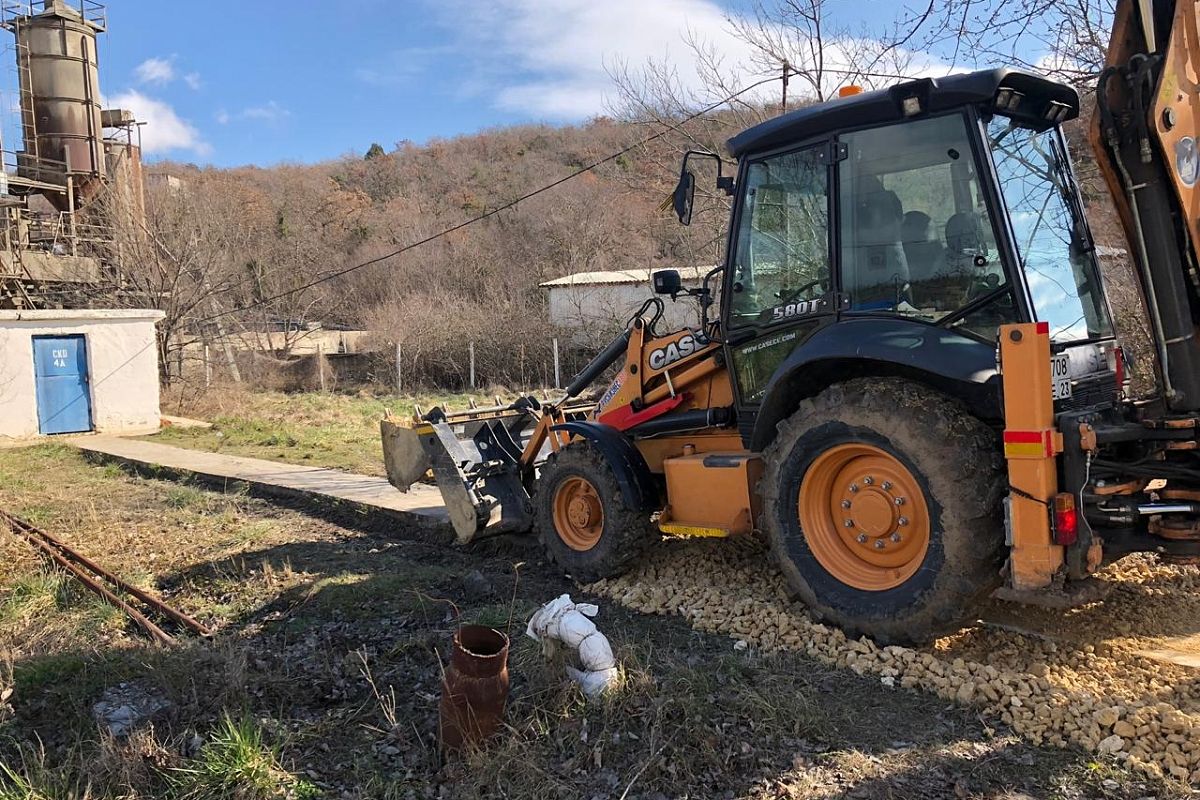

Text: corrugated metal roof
xmin=540 ymin=266 xmax=714 ymax=288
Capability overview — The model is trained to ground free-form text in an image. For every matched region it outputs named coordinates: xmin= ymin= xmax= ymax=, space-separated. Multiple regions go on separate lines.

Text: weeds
xmin=0 ymin=742 xmax=89 ymax=800
xmin=170 ymin=714 xmax=300 ymax=800
xmin=0 ymin=657 xmax=11 ymax=726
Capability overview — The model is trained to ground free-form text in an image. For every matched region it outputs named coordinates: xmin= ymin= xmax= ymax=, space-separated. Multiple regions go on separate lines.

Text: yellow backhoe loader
xmin=383 ymin=0 xmax=1200 ymax=644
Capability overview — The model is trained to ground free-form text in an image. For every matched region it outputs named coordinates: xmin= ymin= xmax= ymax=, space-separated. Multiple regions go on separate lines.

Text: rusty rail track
xmin=0 ymin=509 xmax=212 ymax=645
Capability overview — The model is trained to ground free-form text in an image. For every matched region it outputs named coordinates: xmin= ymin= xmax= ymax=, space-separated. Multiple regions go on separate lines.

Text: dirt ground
xmin=588 ymin=537 xmax=1200 ymax=786
xmin=0 ymin=444 xmax=1189 ymax=799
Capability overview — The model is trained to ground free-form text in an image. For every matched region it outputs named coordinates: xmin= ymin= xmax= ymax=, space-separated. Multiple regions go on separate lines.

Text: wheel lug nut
xmin=890 ymin=532 xmax=902 ymax=543
xmin=882 ymin=481 xmax=892 ymax=491
xmin=898 ymin=516 xmax=909 ymax=526
xmin=841 ymin=499 xmax=851 ymax=509
xmin=894 ymin=497 xmax=905 ymax=506
xmin=844 ymin=519 xmax=855 ymax=528
xmin=863 ymin=476 xmax=874 ymax=485
xmin=874 ymin=539 xmax=886 ymax=549
xmin=856 ymin=534 xmax=868 ymax=544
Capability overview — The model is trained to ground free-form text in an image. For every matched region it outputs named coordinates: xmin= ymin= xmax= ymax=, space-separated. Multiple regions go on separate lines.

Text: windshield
xmin=987 ymin=117 xmax=1114 ymax=342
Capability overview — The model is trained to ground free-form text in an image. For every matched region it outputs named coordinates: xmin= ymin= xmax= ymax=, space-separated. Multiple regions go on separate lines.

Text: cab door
xmin=722 ymin=141 xmax=839 ymax=425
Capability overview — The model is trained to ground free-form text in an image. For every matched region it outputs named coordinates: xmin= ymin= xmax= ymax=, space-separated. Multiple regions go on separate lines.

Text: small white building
xmin=541 ymin=267 xmax=712 ymax=344
xmin=0 ymin=309 xmax=164 ymax=441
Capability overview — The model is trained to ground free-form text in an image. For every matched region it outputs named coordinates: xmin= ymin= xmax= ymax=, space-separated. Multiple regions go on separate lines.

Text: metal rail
xmin=0 ymin=509 xmax=212 ymax=644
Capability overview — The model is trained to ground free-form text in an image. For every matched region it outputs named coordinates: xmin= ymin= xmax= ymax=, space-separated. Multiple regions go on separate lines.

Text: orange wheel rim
xmin=553 ymin=476 xmax=605 ymax=552
xmin=798 ymin=443 xmax=930 ymax=591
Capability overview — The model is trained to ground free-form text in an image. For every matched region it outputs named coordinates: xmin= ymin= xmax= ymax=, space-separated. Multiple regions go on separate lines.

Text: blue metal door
xmin=33 ymin=335 xmax=93 ymax=435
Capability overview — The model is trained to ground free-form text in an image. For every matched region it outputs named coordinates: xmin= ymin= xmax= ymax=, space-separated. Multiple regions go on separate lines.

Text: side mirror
xmin=672 ymin=168 xmax=696 ymax=226
xmin=653 ymin=269 xmax=683 ymax=297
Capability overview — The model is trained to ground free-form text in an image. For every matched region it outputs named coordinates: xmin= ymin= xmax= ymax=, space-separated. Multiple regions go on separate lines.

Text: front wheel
xmin=534 ymin=443 xmax=658 ymax=583
xmin=760 ymin=378 xmax=1004 ymax=644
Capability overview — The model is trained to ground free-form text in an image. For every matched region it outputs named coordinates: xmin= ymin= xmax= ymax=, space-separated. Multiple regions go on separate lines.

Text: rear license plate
xmin=1051 ymin=353 xmax=1072 ymax=400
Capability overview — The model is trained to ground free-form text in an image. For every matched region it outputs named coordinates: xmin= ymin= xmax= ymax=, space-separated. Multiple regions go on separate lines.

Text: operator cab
xmin=671 ymin=69 xmax=1120 ymax=417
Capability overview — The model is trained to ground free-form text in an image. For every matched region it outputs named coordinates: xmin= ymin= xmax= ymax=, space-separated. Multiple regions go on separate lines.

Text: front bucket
xmin=380 ymin=418 xmax=432 ymax=491
xmin=381 ymin=414 xmax=536 ymax=544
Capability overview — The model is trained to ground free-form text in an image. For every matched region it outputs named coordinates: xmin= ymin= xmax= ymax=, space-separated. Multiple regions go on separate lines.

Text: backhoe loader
xmin=383 ymin=0 xmax=1200 ymax=644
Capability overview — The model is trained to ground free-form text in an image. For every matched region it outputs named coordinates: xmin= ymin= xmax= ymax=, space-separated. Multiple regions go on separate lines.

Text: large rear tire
xmin=535 ymin=443 xmax=658 ymax=583
xmin=760 ymin=378 xmax=1004 ymax=644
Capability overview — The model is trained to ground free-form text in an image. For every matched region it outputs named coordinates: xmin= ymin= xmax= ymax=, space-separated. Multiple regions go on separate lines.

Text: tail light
xmin=1053 ymin=493 xmax=1078 ymax=545
xmin=1109 ymin=345 xmax=1126 ymax=397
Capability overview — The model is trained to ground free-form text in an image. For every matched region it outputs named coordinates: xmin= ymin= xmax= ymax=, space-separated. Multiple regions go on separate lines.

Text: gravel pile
xmin=586 ymin=537 xmax=1200 ymax=784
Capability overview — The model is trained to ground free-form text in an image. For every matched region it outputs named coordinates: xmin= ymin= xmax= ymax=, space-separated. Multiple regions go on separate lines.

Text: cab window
xmin=839 ymin=114 xmax=1018 ymax=340
xmin=729 ymin=146 xmax=830 ymax=325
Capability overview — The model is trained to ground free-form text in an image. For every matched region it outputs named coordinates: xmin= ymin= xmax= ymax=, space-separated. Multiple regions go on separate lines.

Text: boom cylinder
xmin=565 ymin=329 xmax=631 ymax=398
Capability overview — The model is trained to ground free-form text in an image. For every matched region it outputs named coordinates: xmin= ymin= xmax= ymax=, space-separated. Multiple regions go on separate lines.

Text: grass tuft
xmin=171 ymin=713 xmax=298 ymax=800
xmin=0 ymin=744 xmax=91 ymax=800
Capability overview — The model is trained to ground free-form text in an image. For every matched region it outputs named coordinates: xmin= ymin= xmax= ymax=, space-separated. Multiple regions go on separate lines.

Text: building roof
xmin=727 ymin=68 xmax=1080 ymax=158
xmin=540 ymin=266 xmax=714 ymax=288
xmin=0 ymin=309 xmax=165 ymax=322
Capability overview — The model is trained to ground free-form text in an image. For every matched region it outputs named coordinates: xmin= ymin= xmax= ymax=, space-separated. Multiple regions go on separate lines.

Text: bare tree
xmin=887 ymin=0 xmax=1116 ymax=88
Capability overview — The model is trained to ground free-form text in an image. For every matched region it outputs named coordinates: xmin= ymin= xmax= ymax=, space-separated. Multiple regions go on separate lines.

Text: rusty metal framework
xmin=0 ymin=0 xmax=106 ymax=30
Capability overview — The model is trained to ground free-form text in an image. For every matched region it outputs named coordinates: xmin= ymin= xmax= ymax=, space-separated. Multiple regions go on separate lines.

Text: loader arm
xmin=1091 ymin=0 xmax=1200 ymax=410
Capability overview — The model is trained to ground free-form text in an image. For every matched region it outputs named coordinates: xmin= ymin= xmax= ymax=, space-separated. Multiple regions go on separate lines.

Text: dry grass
xmin=0 ymin=445 xmax=1182 ymax=799
xmin=154 ymin=385 xmax=518 ymax=476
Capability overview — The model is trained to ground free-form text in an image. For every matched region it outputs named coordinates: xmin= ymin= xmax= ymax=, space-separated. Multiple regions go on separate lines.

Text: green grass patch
xmin=171 ymin=713 xmax=315 ymax=800
xmin=154 ymin=389 xmax=493 ymax=476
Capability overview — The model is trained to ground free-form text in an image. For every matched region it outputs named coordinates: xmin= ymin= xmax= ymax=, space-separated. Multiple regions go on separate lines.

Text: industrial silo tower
xmin=2 ymin=0 xmax=106 ymax=209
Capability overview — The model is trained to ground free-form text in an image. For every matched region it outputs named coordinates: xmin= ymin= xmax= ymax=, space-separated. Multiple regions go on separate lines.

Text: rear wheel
xmin=761 ymin=378 xmax=1004 ymax=644
xmin=535 ymin=443 xmax=658 ymax=583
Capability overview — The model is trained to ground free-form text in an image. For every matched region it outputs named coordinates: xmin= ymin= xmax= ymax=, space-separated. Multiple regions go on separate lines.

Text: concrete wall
xmin=0 ymin=309 xmax=164 ymax=440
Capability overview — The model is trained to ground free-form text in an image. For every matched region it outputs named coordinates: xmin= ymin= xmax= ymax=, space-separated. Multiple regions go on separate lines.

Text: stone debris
xmin=91 ymin=682 xmax=171 ymax=737
xmin=585 ymin=536 xmax=1200 ymax=784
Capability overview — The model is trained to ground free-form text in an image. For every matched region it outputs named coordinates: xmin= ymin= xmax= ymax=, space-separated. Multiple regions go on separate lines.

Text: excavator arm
xmin=1092 ymin=0 xmax=1200 ymax=410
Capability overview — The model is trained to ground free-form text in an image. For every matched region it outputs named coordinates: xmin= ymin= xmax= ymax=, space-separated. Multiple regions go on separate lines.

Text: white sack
xmin=526 ymin=593 xmax=619 ymax=697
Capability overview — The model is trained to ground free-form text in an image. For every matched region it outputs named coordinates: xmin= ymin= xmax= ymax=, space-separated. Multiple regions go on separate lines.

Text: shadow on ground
xmin=1 ymin=457 xmax=1186 ymax=799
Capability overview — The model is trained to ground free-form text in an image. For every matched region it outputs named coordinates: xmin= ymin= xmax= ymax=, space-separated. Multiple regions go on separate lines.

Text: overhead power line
xmin=37 ymin=71 xmax=795 ymax=427
xmin=193 ymin=72 xmax=789 ymax=327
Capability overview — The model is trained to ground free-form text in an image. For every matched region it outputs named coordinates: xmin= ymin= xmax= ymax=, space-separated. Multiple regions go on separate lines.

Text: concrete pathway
xmin=71 ymin=436 xmax=448 ymax=527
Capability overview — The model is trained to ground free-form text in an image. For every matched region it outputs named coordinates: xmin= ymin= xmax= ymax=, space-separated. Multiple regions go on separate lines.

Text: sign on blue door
xmin=33 ymin=335 xmax=93 ymax=435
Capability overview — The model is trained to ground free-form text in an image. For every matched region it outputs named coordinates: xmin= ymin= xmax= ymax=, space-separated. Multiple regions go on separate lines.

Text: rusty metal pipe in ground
xmin=438 ymin=625 xmax=510 ymax=751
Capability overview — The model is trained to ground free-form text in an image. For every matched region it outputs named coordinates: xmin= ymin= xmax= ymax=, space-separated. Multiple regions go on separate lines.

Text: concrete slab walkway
xmin=71 ymin=436 xmax=448 ymax=527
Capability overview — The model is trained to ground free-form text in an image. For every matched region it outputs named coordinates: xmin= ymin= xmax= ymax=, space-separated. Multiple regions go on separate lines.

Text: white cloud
xmin=183 ymin=72 xmax=202 ymax=91
xmin=442 ymin=0 xmax=735 ymax=119
xmin=439 ymin=0 xmax=952 ymax=120
xmin=109 ymin=90 xmax=210 ymax=157
xmin=215 ymin=101 xmax=290 ymax=125
xmin=134 ymin=57 xmax=175 ymax=86
xmin=240 ymin=101 xmax=290 ymax=122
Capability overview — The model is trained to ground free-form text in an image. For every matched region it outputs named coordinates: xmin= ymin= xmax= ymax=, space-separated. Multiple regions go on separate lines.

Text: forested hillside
xmin=129 ymin=99 xmax=1142 ymax=391
xmin=132 ymin=114 xmax=743 ymax=388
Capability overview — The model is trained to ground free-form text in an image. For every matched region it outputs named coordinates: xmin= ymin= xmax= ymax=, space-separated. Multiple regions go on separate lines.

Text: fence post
xmin=400 ymin=343 xmax=410 ymax=395
xmin=469 ymin=341 xmax=476 ymax=389
xmin=552 ymin=337 xmax=560 ymax=389
xmin=317 ymin=342 xmax=327 ymax=392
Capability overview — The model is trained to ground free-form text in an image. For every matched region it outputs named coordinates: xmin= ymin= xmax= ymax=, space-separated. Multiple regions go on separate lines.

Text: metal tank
xmin=3 ymin=0 xmax=106 ymax=205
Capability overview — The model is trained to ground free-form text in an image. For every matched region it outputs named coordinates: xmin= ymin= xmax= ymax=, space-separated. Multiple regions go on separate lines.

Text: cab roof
xmin=726 ymin=68 xmax=1080 ymax=158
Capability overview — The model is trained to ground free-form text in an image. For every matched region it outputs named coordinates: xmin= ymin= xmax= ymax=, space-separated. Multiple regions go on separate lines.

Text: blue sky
xmin=33 ymin=0 xmax=924 ymax=167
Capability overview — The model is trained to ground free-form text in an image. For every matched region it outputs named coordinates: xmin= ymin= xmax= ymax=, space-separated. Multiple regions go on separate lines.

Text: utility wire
xmin=194 ymin=72 xmax=787 ymax=327
xmin=36 ymin=71 xmax=792 ymax=426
